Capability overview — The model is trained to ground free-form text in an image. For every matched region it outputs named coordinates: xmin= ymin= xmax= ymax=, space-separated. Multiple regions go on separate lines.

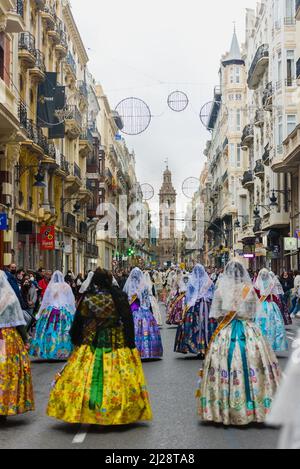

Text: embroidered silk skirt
xmin=132 ymin=307 xmax=163 ymax=360
xmin=0 ymin=328 xmax=34 ymax=416
xmin=255 ymin=301 xmax=288 ymax=353
xmin=29 ymin=306 xmax=74 ymax=360
xmin=197 ymin=319 xmax=281 ymax=426
xmin=174 ymin=299 xmax=216 ymax=355
xmin=166 ymin=293 xmax=185 ymax=326
xmin=47 ymin=338 xmax=152 ymax=426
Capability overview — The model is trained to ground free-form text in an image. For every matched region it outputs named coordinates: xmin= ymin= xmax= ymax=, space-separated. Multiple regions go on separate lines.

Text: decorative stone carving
xmin=6 ymin=143 xmax=20 ymax=169
xmin=0 ymin=15 xmax=7 ymax=33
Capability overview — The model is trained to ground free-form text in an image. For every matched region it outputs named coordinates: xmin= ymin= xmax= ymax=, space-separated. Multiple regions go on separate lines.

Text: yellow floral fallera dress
xmin=0 ymin=328 xmax=34 ymax=416
xmin=47 ymin=290 xmax=152 ymax=425
xmin=197 ymin=318 xmax=281 ymax=426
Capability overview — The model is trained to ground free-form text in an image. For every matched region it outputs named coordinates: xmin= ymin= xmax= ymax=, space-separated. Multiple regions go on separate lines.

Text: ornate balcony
xmin=29 ymin=49 xmax=46 ymax=82
xmin=52 ymin=19 xmax=68 ymax=58
xmin=40 ymin=1 xmax=56 ymax=29
xmin=65 ymin=162 xmax=82 ymax=195
xmin=241 ymin=170 xmax=255 ymax=189
xmin=241 ymin=124 xmax=254 ymax=150
xmin=79 ymin=128 xmax=93 ymax=157
xmin=63 ymin=213 xmax=76 ymax=234
xmin=248 ymin=44 xmax=269 ymax=89
xmin=262 ymin=144 xmax=270 ymax=166
xmin=254 ymin=159 xmax=265 ymax=179
xmin=65 ymin=105 xmax=82 ymax=139
xmin=6 ymin=0 xmax=25 ymax=33
xmin=254 ymin=110 xmax=264 ymax=128
xmin=272 ymin=124 xmax=300 ymax=174
xmin=262 ymin=82 xmax=274 ymax=111
xmin=18 ymin=32 xmax=36 ymax=68
xmin=64 ymin=52 xmax=77 ymax=83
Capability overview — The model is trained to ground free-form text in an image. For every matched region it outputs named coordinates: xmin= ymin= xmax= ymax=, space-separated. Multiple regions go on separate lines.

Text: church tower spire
xmin=222 ymin=27 xmax=245 ymax=66
xmin=158 ymin=165 xmax=177 ymax=267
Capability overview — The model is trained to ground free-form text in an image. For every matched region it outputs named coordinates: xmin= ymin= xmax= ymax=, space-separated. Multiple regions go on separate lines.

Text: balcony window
xmin=286 ymin=50 xmax=295 ymax=85
xmin=287 ymin=114 xmax=297 ymax=136
xmin=286 ymin=0 xmax=296 ymax=18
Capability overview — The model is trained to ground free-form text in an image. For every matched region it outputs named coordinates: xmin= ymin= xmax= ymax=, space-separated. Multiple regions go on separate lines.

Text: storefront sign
xmin=284 ymin=237 xmax=298 ymax=251
xmin=0 ymin=213 xmax=8 ymax=231
xmin=295 ymin=230 xmax=300 ymax=240
xmin=40 ymin=226 xmax=55 ymax=251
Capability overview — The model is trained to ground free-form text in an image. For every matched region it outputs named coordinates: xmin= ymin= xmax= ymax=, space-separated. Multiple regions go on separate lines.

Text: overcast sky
xmin=71 ymin=0 xmax=257 ymax=227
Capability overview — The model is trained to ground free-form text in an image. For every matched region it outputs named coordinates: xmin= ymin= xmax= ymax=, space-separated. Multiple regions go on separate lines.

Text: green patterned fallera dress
xmin=197 ymin=262 xmax=282 ymax=426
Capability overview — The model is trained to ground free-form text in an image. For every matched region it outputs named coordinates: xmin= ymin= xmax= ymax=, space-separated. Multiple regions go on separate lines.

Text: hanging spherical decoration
xmin=141 ymin=183 xmax=155 ymax=201
xmin=115 ymin=97 xmax=152 ymax=135
xmin=182 ymin=177 xmax=200 ymax=199
xmin=167 ymin=90 xmax=189 ymax=112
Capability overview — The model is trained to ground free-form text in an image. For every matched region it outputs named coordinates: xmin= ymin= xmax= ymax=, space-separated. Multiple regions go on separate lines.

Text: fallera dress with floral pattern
xmin=0 ymin=328 xmax=34 ymax=416
xmin=47 ymin=288 xmax=152 ymax=425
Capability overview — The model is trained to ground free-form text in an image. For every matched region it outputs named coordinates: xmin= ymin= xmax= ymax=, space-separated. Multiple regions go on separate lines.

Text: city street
xmin=0 ymin=306 xmax=298 ymax=450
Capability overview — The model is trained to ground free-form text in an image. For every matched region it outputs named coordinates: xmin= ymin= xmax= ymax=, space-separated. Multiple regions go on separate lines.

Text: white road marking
xmin=72 ymin=425 xmax=90 ymax=444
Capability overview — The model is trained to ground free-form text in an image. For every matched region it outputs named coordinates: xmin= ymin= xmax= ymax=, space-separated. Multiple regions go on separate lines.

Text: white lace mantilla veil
xmin=254 ymin=268 xmax=276 ymax=298
xmin=210 ymin=260 xmax=258 ymax=320
xmin=270 ymin=272 xmax=284 ymax=297
xmin=37 ymin=270 xmax=76 ymax=319
xmin=123 ymin=267 xmax=147 ymax=302
xmin=79 ymin=271 xmax=94 ymax=294
xmin=267 ymin=329 xmax=300 ymax=449
xmin=185 ymin=264 xmax=213 ymax=310
xmin=144 ymin=272 xmax=154 ymax=294
xmin=179 ymin=273 xmax=190 ymax=293
xmin=0 ymin=270 xmax=26 ymax=328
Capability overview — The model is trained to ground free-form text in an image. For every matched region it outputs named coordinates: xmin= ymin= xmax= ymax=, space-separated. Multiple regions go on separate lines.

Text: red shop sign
xmin=40 ymin=226 xmax=55 ymax=251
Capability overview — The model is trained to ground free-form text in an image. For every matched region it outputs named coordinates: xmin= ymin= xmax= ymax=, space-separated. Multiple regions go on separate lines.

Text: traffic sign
xmin=0 ymin=213 xmax=8 ymax=231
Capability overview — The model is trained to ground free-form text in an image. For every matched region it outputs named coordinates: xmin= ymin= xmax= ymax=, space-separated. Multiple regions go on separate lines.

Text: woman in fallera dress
xmin=47 ymin=270 xmax=152 ymax=425
xmin=254 ymin=269 xmax=288 ymax=354
xmin=144 ymin=271 xmax=162 ymax=327
xmin=124 ymin=267 xmax=163 ymax=360
xmin=0 ymin=271 xmax=34 ymax=421
xmin=29 ymin=271 xmax=76 ymax=360
xmin=174 ymin=264 xmax=216 ymax=358
xmin=197 ymin=260 xmax=282 ymax=426
xmin=166 ymin=270 xmax=187 ymax=326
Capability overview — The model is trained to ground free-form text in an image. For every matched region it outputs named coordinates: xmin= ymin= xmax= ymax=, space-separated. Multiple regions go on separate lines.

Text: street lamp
xmin=15 ymin=163 xmax=47 ymax=188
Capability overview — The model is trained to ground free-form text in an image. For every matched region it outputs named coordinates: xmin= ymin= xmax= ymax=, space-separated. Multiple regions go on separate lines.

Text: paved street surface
xmin=1 ymin=306 xmax=298 ymax=450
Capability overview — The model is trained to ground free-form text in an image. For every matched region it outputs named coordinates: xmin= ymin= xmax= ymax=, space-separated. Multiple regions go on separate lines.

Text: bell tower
xmin=158 ymin=164 xmax=177 ymax=266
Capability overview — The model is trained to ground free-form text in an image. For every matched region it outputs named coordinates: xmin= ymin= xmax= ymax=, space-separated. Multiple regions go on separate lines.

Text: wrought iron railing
xmin=18 ymin=32 xmax=35 ymax=54
xmin=80 ymin=128 xmax=94 ymax=144
xmin=60 ymin=154 xmax=70 ymax=174
xmin=254 ymin=159 xmax=264 ymax=175
xmin=242 ymin=170 xmax=254 ymax=186
xmin=64 ymin=213 xmax=76 ymax=232
xmin=16 ymin=0 xmax=24 ymax=17
xmin=65 ymin=105 xmax=82 ymax=127
xmin=248 ymin=44 xmax=269 ymax=84
xmin=241 ymin=124 xmax=254 ymax=143
xmin=262 ymin=82 xmax=273 ymax=107
xmin=33 ymin=49 xmax=46 ymax=72
xmin=73 ymin=162 xmax=81 ymax=179
xmin=78 ymin=80 xmax=88 ymax=98
xmin=66 ymin=52 xmax=77 ymax=76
